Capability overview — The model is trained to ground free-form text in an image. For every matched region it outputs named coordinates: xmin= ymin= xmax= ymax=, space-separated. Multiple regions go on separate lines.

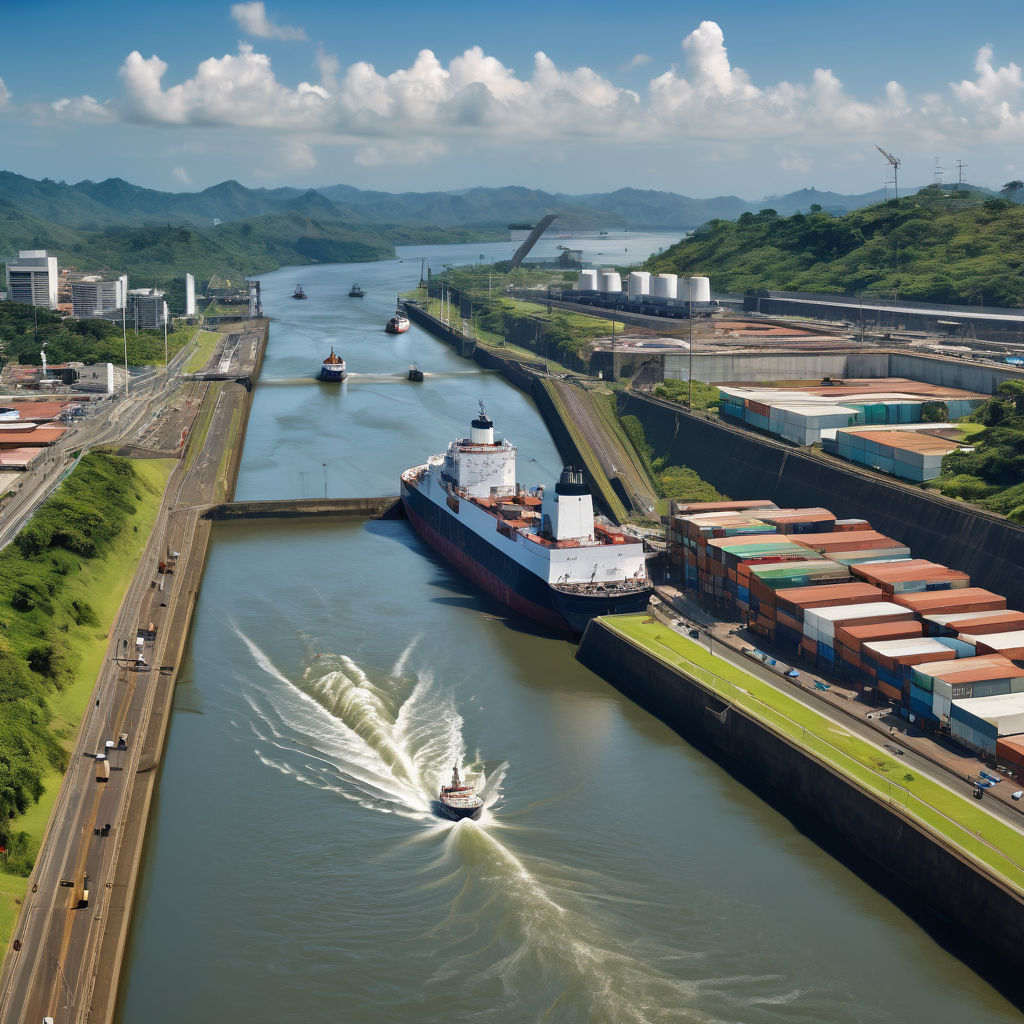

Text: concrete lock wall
xmin=663 ymin=350 xmax=1023 ymax=393
xmin=617 ymin=392 xmax=1024 ymax=608
xmin=576 ymin=619 xmax=1024 ymax=990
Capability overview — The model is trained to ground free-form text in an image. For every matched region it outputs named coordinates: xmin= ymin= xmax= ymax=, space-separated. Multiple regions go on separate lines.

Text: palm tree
xmin=1001 ymin=180 xmax=1024 ymax=200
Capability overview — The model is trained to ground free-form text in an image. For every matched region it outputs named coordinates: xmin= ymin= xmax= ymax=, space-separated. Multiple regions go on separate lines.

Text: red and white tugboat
xmin=437 ymin=764 xmax=483 ymax=821
xmin=385 ymin=309 xmax=410 ymax=334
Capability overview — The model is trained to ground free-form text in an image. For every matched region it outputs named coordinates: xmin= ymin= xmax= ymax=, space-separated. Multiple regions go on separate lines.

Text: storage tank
xmin=599 ymin=271 xmax=622 ymax=294
xmin=577 ymin=269 xmax=599 ymax=292
xmin=689 ymin=276 xmax=711 ymax=303
xmin=627 ymin=271 xmax=651 ymax=300
xmin=652 ymin=274 xmax=677 ymax=299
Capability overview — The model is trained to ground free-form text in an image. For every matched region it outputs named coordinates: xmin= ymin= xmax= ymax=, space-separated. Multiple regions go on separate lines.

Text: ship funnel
xmin=555 ymin=466 xmax=588 ymax=496
xmin=470 ymin=401 xmax=494 ymax=444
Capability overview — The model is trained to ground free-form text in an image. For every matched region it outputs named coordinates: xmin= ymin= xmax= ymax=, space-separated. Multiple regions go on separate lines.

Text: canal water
xmin=117 ymin=238 xmax=1021 ymax=1023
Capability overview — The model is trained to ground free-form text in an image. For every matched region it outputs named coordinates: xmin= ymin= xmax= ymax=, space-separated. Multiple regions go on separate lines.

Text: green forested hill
xmin=644 ymin=189 xmax=1024 ymax=308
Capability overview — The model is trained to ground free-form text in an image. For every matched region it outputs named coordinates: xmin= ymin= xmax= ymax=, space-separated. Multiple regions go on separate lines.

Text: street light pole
xmin=322 ymin=463 xmax=327 ymax=499
xmin=122 ymin=305 xmax=129 ymax=398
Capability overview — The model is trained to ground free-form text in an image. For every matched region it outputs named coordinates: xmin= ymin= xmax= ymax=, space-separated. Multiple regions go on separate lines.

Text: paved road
xmin=0 ymin=325 xmax=260 ymax=1023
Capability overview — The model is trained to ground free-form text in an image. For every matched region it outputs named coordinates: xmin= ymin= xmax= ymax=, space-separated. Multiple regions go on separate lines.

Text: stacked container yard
xmin=788 ymin=530 xmax=911 ymax=565
xmin=665 ymin=496 xmax=1024 ymax=751
xmin=908 ymin=656 xmax=1024 ymax=726
xmin=764 ymin=581 xmax=884 ymax=653
xmin=949 ymin=691 xmax=1024 ymax=757
xmin=859 ymin=637 xmax=972 ymax=698
xmin=704 ymin=535 xmax=823 ymax=617
xmin=834 ymin=620 xmax=925 ymax=685
xmin=747 ymin=560 xmax=852 ymax=638
xmin=668 ymin=510 xmax=777 ymax=586
xmin=802 ymin=602 xmax=918 ymax=672
xmin=829 ymin=428 xmax=962 ymax=483
xmin=850 ymin=560 xmax=970 ymax=596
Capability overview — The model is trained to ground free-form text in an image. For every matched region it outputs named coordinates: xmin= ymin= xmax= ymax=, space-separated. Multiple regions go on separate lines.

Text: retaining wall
xmin=576 ymin=618 xmax=1024 ymax=1002
xmin=618 ymin=392 xmax=1024 ymax=607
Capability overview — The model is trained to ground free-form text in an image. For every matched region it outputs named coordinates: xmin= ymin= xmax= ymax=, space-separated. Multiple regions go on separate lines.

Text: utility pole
xmin=688 ymin=277 xmax=694 ymax=409
xmin=122 ymin=304 xmax=129 ymax=397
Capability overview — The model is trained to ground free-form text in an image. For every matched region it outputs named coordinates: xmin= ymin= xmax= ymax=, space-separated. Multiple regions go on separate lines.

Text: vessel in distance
xmin=400 ymin=405 xmax=651 ymax=633
xmin=292 ymin=283 xmax=307 ymax=299
xmin=319 ymin=348 xmax=348 ymax=382
xmin=437 ymin=764 xmax=484 ymax=821
xmin=348 ymin=282 xmax=365 ymax=298
xmin=385 ymin=309 xmax=410 ymax=333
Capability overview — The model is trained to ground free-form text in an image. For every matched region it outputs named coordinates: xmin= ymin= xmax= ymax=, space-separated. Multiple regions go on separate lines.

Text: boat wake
xmin=230 ymin=625 xmax=818 ymax=1023
xmin=232 ymin=625 xmax=499 ymax=823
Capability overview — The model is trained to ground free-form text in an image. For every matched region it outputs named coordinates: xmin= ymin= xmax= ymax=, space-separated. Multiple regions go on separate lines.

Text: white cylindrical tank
xmin=689 ymin=276 xmax=711 ymax=303
xmin=627 ymin=271 xmax=650 ymax=299
xmin=599 ymin=271 xmax=622 ymax=294
xmin=577 ymin=269 xmax=599 ymax=292
xmin=652 ymin=274 xmax=677 ymax=299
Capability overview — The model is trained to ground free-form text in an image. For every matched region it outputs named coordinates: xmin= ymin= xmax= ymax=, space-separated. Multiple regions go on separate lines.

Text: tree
xmin=1001 ymin=180 xmax=1024 ymax=200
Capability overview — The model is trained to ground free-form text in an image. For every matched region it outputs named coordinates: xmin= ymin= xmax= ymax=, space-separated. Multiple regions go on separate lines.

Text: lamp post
xmin=322 ymin=463 xmax=327 ymax=499
xmin=122 ymin=305 xmax=129 ymax=397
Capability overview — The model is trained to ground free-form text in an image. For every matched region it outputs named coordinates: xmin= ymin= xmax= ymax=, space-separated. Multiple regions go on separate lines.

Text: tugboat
xmin=408 ymin=363 xmax=424 ymax=382
xmin=437 ymin=764 xmax=483 ymax=821
xmin=385 ymin=309 xmax=410 ymax=334
xmin=348 ymin=282 xmax=365 ymax=298
xmin=319 ymin=348 xmax=348 ymax=382
xmin=292 ymin=284 xmax=307 ymax=299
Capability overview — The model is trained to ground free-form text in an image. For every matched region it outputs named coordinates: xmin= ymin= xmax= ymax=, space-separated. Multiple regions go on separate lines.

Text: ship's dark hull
xmin=401 ymin=479 xmax=651 ymax=634
xmin=434 ymin=799 xmax=482 ymax=822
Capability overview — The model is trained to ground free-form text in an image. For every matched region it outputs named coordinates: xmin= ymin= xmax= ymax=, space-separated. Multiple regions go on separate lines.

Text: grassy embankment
xmin=610 ymin=614 xmax=1024 ymax=889
xmin=183 ymin=330 xmax=223 ymax=374
xmin=538 ymin=380 xmax=627 ymax=522
xmin=0 ymin=456 xmax=174 ymax=943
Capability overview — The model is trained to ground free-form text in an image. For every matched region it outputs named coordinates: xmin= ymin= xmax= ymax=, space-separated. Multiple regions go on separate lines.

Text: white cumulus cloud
xmin=230 ymin=2 xmax=306 ymax=41
xmin=0 ymin=76 xmax=10 ymax=109
xmin=33 ymin=23 xmax=1024 ymax=173
xmin=172 ymin=166 xmax=192 ymax=184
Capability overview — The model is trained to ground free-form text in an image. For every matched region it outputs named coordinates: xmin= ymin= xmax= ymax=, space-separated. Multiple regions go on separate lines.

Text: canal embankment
xmin=576 ymin=614 xmax=1024 ymax=1002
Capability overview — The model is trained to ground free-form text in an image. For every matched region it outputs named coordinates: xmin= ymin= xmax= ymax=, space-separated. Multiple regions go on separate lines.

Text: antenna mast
xmin=875 ymin=145 xmax=902 ymax=199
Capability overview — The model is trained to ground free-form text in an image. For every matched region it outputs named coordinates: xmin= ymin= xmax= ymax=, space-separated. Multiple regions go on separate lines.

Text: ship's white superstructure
xmin=401 ymin=406 xmax=651 ymax=631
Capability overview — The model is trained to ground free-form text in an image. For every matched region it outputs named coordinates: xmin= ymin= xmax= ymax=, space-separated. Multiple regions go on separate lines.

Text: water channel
xmin=117 ymin=236 xmax=1021 ymax=1023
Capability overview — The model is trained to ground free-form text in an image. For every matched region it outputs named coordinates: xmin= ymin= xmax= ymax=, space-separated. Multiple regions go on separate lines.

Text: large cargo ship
xmin=400 ymin=406 xmax=652 ymax=633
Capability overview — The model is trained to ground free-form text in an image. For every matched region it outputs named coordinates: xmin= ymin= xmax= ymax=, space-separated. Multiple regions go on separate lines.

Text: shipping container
xmin=892 ymin=588 xmax=1007 ymax=616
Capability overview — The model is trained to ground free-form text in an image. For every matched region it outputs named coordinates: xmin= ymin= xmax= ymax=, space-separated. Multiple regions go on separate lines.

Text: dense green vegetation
xmin=930 ymin=381 xmax=1024 ymax=522
xmin=0 ymin=301 xmax=192 ymax=366
xmin=650 ymin=379 xmax=721 ymax=411
xmin=645 ymin=188 xmax=1024 ymax=308
xmin=0 ymin=453 xmax=152 ymax=873
xmin=618 ymin=414 xmax=725 ymax=504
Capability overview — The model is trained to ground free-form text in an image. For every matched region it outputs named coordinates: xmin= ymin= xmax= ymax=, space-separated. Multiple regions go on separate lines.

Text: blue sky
xmin=3 ymin=0 xmax=1024 ymax=198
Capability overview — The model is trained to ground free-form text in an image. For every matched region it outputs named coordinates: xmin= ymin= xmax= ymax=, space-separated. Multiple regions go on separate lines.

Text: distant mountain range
xmin=0 ymin=170 xmax=1007 ymax=290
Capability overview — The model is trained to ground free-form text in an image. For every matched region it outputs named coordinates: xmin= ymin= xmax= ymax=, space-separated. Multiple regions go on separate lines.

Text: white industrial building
xmin=71 ymin=275 xmax=127 ymax=319
xmin=5 ymin=250 xmax=59 ymax=308
xmin=126 ymin=288 xmax=168 ymax=330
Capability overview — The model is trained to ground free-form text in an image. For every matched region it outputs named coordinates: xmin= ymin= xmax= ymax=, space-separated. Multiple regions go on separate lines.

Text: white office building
xmin=185 ymin=273 xmax=196 ymax=316
xmin=126 ymin=288 xmax=168 ymax=330
xmin=71 ymin=275 xmax=128 ymax=319
xmin=5 ymin=250 xmax=59 ymax=308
